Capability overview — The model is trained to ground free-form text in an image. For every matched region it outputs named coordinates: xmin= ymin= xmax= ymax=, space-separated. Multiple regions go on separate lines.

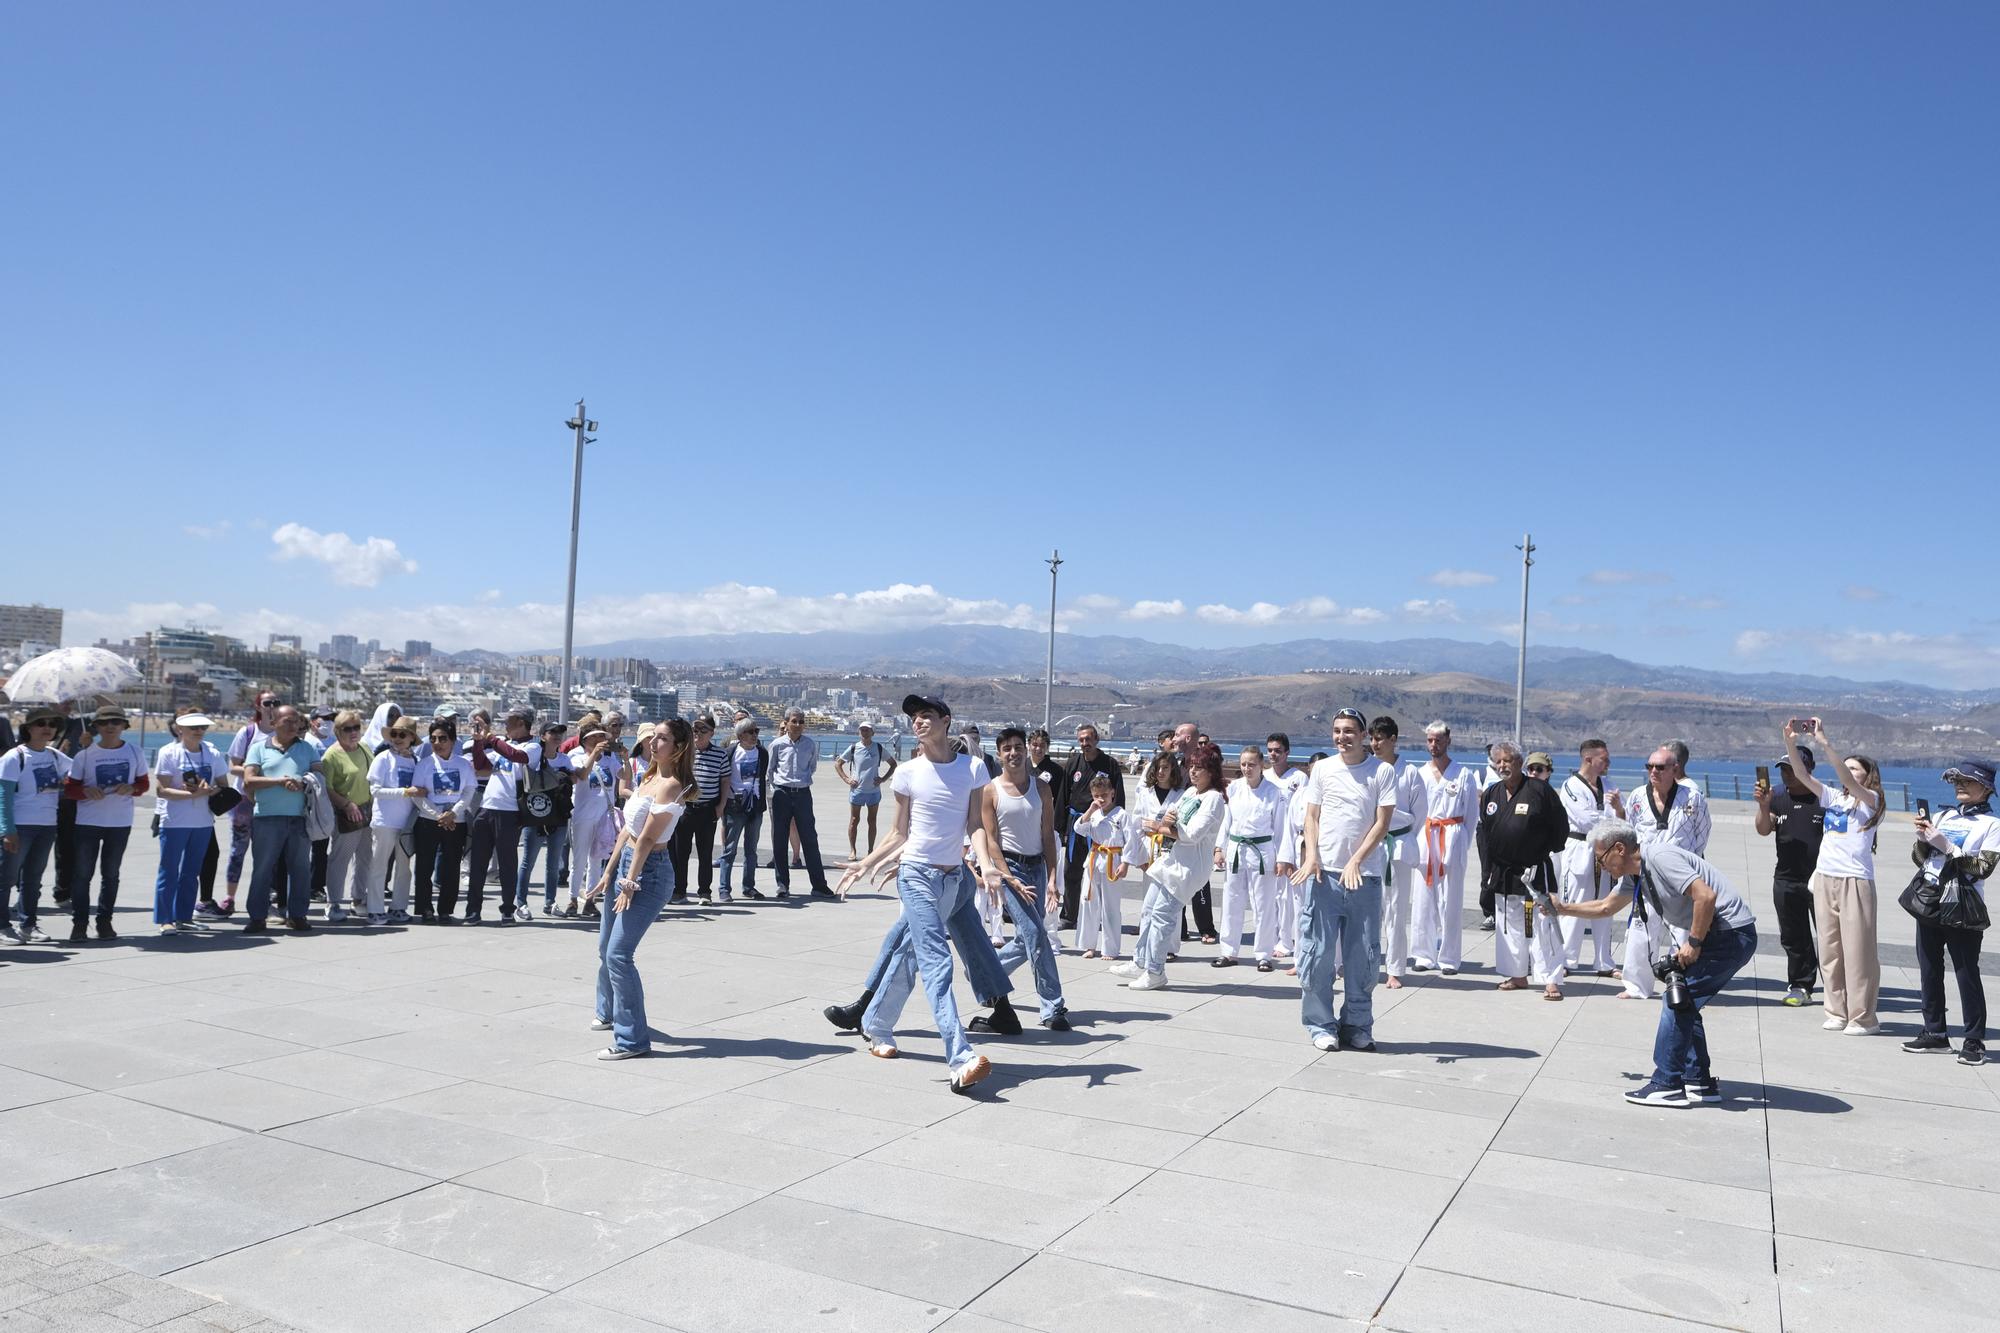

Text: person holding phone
xmin=1905 ymin=761 xmax=1997 ymax=1066
xmin=1783 ymin=718 xmax=1886 ymax=1035
xmin=1754 ymin=745 xmax=1825 ymax=1007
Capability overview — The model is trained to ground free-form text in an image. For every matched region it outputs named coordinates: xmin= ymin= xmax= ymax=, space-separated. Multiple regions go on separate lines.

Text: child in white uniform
xmin=1073 ymin=773 xmax=1132 ymax=959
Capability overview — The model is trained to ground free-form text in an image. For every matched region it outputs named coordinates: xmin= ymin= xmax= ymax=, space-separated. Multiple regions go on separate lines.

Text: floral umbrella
xmin=3 ymin=646 xmax=141 ymax=704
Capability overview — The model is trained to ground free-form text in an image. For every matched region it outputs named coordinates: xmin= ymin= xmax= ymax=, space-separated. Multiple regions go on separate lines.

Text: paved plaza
xmin=1 ymin=775 xmax=1995 ymax=1333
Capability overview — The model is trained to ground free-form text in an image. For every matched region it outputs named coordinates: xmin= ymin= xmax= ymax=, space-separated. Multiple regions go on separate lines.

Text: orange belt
xmin=1423 ymin=816 xmax=1464 ymax=887
xmin=1087 ymin=843 xmax=1125 ymax=884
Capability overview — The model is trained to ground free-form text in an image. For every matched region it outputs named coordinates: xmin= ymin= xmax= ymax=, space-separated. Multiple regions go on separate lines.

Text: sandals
xmin=1497 ymin=977 xmax=1529 ymax=991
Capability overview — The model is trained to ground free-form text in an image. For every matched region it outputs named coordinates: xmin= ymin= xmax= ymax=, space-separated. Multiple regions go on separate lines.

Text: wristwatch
xmin=1687 ymin=934 xmax=1705 ymax=949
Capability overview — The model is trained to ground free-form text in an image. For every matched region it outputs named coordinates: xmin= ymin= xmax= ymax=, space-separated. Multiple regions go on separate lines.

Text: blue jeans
xmin=1 ymin=824 xmax=58 ymax=927
xmin=1132 ymin=878 xmax=1184 ymax=976
xmin=1300 ymin=873 xmax=1383 ymax=1041
xmin=861 ymin=875 xmax=1014 ymax=1005
xmin=1652 ymin=922 xmax=1758 ymax=1086
xmin=157 ymin=826 xmax=212 ymax=924
xmin=520 ymin=821 xmax=569 ymax=910
xmin=248 ymin=815 xmax=312 ymax=923
xmin=718 ymin=797 xmax=762 ymax=891
xmin=71 ymin=826 xmax=132 ymax=922
xmin=862 ymin=862 xmax=978 ymax=1071
xmin=769 ymin=787 xmax=828 ymax=892
xmin=596 ymin=847 xmax=675 ymax=1052
xmin=995 ymin=854 xmax=1067 ymax=1021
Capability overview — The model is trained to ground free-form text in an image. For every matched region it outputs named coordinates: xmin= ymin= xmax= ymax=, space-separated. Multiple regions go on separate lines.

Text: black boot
xmin=971 ymin=995 xmax=1023 ymax=1035
xmin=823 ymin=988 xmax=875 ymax=1032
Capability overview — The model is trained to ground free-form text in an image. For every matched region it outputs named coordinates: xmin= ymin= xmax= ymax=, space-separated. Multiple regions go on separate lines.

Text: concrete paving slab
xmin=565 ymin=1238 xmax=952 ymax=1333
xmin=267 ymin=1106 xmax=539 ymax=1179
xmin=1374 ymin=1267 xmax=1749 ymax=1332
xmin=326 ymin=1182 xmax=662 ymax=1291
xmin=1776 ymin=1235 xmax=2000 ymax=1332
xmin=453 ymin=1148 xmax=758 ymax=1231
xmin=968 ymin=1253 xmax=1352 ymax=1332
xmin=115 ymin=1070 xmax=359 ymax=1132
xmin=0 ymin=1094 xmax=241 ymax=1198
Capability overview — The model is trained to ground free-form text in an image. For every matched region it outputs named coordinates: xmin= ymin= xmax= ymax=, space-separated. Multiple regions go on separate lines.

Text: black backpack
xmin=518 ymin=750 xmax=573 ymax=832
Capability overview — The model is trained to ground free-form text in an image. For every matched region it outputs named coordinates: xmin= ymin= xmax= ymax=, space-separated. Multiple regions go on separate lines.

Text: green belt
xmin=1229 ymin=834 xmax=1272 ymax=874
xmin=1384 ymin=825 xmax=1411 ymax=888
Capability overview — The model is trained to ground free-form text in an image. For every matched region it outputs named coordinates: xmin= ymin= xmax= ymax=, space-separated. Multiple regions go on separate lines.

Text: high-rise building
xmin=329 ymin=634 xmax=360 ymax=666
xmin=405 ymin=639 xmax=433 ymax=660
xmin=0 ymin=603 xmax=62 ymax=651
xmin=268 ymin=634 xmax=303 ymax=653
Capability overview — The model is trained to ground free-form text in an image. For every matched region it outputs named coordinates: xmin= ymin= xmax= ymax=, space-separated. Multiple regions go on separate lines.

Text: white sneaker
xmin=326 ymin=907 xmax=350 ymax=924
xmin=1107 ymin=961 xmax=1142 ymax=978
xmin=158 ymin=923 xmax=180 ymax=937
xmin=1128 ymin=972 xmax=1168 ymax=991
xmin=1822 ymin=1017 xmax=1848 ymax=1031
xmin=595 ymin=1046 xmax=648 ymax=1061
xmin=514 ymin=905 xmax=534 ymax=923
xmin=589 ymin=1017 xmax=613 ymax=1031
xmin=1843 ymin=1021 xmax=1882 ymax=1036
xmin=366 ymin=913 xmax=389 ymax=926
xmin=1313 ymin=1032 xmax=1340 ymax=1052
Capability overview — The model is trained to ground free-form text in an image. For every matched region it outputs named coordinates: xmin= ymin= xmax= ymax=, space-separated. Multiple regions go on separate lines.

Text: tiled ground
xmin=1 ymin=777 xmax=1993 ymax=1333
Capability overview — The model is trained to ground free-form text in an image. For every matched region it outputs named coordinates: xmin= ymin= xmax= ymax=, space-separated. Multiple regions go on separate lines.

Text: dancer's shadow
xmin=1373 ymin=1040 xmax=1541 ymax=1064
xmin=646 ymin=1032 xmax=850 ymax=1063
xmin=1759 ymin=1085 xmax=1854 ymax=1115
xmin=962 ymin=1059 xmax=1145 ymax=1101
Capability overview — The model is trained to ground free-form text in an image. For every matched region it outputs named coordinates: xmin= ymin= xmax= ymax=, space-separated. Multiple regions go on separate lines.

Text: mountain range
xmin=546 ymin=626 xmax=1997 ymax=717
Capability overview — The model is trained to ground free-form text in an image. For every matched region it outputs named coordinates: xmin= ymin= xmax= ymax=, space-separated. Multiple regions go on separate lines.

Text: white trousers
xmin=1412 ymin=855 xmax=1469 ymax=969
xmin=370 ymin=826 xmax=412 ymax=913
xmin=1273 ymin=876 xmax=1302 ymax=953
xmin=1622 ymin=909 xmax=1662 ymax=997
xmin=978 ymin=878 xmax=1006 ymax=942
xmin=1561 ymin=862 xmax=1616 ymax=972
xmin=327 ymin=828 xmax=378 ymax=915
xmin=568 ymin=813 xmax=609 ymax=902
xmin=1494 ymin=894 xmax=1569 ymax=983
xmin=1078 ymin=869 xmax=1125 ymax=958
xmin=1381 ymin=861 xmax=1416 ymax=977
xmin=1218 ymin=860 xmax=1281 ymax=959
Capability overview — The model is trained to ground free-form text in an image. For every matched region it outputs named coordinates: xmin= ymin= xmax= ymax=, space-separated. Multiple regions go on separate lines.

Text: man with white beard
xmin=1369 ymin=717 xmax=1430 ymax=989
xmin=1558 ymin=738 xmax=1625 ymax=976
xmin=1410 ymin=721 xmax=1479 ymax=975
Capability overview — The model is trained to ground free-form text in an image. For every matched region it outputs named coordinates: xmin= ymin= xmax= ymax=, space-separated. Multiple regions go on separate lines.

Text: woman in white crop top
xmin=1783 ymin=718 xmax=1887 ymax=1034
xmin=586 ymin=719 xmax=693 ymax=1059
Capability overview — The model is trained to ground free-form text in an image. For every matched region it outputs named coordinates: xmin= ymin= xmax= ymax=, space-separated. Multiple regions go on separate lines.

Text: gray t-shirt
xmin=841 ymin=740 xmax=885 ymax=792
xmin=1636 ymin=843 xmax=1755 ymax=935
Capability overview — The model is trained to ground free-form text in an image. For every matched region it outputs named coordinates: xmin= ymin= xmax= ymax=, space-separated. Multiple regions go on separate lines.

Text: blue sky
xmin=9 ymin=3 xmax=1997 ymax=686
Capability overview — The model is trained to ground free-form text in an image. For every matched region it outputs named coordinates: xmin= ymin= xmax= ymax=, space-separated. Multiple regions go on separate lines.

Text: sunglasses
xmin=338 ymin=724 xmax=362 ymax=733
xmin=1645 ymin=762 xmax=1670 ymax=771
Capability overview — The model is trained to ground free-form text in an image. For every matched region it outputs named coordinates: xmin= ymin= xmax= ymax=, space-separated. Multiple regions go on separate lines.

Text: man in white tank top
xmin=835 ymin=694 xmax=1021 ymax=1093
xmin=987 ymin=728 xmax=1070 ymax=1027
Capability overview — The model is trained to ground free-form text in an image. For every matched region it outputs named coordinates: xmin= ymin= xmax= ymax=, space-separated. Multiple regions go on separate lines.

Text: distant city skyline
xmin=10 ymin=5 xmax=1997 ymax=688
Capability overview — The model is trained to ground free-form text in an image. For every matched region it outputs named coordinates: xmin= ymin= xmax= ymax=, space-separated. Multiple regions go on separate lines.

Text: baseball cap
xmin=1775 ymin=746 xmax=1816 ymax=771
xmin=1525 ymin=752 xmax=1553 ymax=769
xmin=902 ymin=693 xmax=950 ymax=719
xmin=311 ymin=706 xmax=338 ymax=721
xmin=1942 ymin=761 xmax=1997 ymax=790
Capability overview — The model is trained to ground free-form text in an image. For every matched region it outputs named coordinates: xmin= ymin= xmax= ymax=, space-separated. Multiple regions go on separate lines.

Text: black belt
xmin=1005 ymin=852 xmax=1045 ymax=866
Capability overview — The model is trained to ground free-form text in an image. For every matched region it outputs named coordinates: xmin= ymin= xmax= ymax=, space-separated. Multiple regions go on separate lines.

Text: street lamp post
xmin=1043 ymin=549 xmax=1062 ymax=733
xmin=1514 ymin=531 xmax=1535 ymax=746
xmin=559 ymin=400 xmax=598 ymax=727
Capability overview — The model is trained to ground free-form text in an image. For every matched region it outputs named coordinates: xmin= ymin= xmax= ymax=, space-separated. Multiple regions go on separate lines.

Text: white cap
xmin=174 ymin=712 xmax=214 ymax=728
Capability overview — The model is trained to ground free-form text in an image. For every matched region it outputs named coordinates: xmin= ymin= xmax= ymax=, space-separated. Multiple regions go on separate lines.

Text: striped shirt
xmin=692 ymin=742 xmax=732 ymax=801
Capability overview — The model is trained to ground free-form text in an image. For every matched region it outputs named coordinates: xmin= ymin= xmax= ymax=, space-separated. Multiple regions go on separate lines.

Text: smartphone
xmin=1756 ymin=765 xmax=1770 ymax=787
xmin=1788 ymin=717 xmax=1816 ymax=733
xmin=1916 ymin=799 xmax=1931 ymax=820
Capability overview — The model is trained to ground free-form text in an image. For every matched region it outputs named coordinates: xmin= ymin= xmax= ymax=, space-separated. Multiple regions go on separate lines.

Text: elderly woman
xmin=1904 ymin=761 xmax=1998 ymax=1067
xmin=368 ymin=718 xmax=423 ymax=924
xmin=151 ymin=713 xmax=230 ymax=935
xmin=320 ymin=709 xmax=375 ymax=924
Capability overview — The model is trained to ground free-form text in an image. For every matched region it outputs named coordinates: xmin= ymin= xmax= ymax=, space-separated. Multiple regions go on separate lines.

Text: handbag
xmin=519 ymin=752 xmax=573 ymax=832
xmin=207 ymin=787 xmax=242 ymax=817
xmin=1899 ymin=868 xmax=1992 ymax=933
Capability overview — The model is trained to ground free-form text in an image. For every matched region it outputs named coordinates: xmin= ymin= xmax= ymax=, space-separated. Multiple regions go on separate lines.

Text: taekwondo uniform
xmin=1411 ymin=759 xmax=1479 ymax=971
xmin=1475 ymin=773 xmax=1571 ymax=983
xmin=1273 ymin=774 xmax=1311 ymax=956
xmin=1216 ymin=773 xmax=1290 ymax=962
xmin=1557 ymin=770 xmax=1621 ymax=973
xmin=1379 ymin=757 xmax=1429 ymax=979
xmin=1074 ymin=803 xmax=1134 ymax=958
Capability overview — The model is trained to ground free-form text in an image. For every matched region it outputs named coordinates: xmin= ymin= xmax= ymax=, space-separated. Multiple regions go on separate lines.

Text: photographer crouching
xmin=1544 ymin=819 xmax=1758 ymax=1107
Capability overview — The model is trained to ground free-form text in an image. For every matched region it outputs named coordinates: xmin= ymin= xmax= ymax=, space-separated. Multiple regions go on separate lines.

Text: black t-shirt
xmin=1033 ymin=758 xmax=1070 ymax=821
xmin=1768 ymin=787 xmax=1824 ymax=883
xmin=1065 ymin=749 xmax=1126 ymax=817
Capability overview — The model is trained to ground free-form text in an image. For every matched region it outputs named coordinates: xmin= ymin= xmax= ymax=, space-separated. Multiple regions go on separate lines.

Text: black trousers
xmin=1772 ymin=875 xmax=1819 ymax=991
xmin=466 ymin=807 xmax=521 ymax=914
xmin=671 ymin=802 xmax=718 ymax=896
xmin=1059 ymin=816 xmax=1087 ymax=928
xmin=415 ymin=818 xmax=467 ymax=917
xmin=1916 ymin=919 xmax=1986 ymax=1048
xmin=1182 ymin=884 xmax=1216 ymax=940
xmin=53 ymin=797 xmax=78 ymax=901
xmin=310 ymin=836 xmax=329 ymax=896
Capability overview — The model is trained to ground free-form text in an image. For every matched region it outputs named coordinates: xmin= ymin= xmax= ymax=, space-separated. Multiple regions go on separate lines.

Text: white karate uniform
xmin=1272 ymin=774 xmax=1311 ymax=954
xmin=1557 ymin=772 xmax=1620 ymax=973
xmin=1491 ymin=863 xmax=1571 ymax=983
xmin=1074 ymin=805 xmax=1132 ymax=958
xmin=1216 ymin=775 xmax=1289 ymax=960
xmin=1622 ymin=779 xmax=1712 ymax=996
xmin=1411 ymin=760 xmax=1479 ymax=970
xmin=1378 ymin=759 xmax=1429 ymax=978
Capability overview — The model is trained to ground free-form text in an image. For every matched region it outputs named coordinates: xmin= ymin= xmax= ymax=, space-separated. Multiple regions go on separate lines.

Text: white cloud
xmin=1843 ymin=585 xmax=1887 ymax=602
xmin=1427 ymin=569 xmax=1495 ymax=588
xmin=1734 ymin=629 xmax=1777 ymax=656
xmin=1585 ymin=569 xmax=1670 ymax=586
xmin=270 ymin=523 xmax=418 ymax=588
xmin=1125 ymin=599 xmax=1187 ymax=621
xmin=1732 ymin=626 xmax=2000 ymax=686
xmin=1657 ymin=594 xmax=1725 ymax=612
xmin=1196 ymin=601 xmax=1285 ymax=626
xmin=183 ymin=521 xmax=232 ymax=541
xmin=475 ymin=588 xmax=502 ymax=603
xmin=1401 ymin=598 xmax=1460 ymax=623
xmin=1186 ymin=597 xmax=1385 ymax=628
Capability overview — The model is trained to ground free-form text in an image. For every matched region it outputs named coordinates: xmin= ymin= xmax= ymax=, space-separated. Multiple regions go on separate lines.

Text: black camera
xmin=1652 ymin=956 xmax=1694 ymax=1012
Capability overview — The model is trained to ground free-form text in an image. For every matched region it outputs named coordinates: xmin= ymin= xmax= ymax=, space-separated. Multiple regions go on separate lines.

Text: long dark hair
xmin=649 ymin=718 xmax=696 ymax=791
xmin=1145 ymin=752 xmax=1184 ymax=790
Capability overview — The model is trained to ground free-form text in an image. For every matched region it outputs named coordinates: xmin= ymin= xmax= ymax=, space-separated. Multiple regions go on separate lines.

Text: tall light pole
xmin=1514 ymin=532 xmax=1535 ymax=746
xmin=1043 ymin=549 xmax=1062 ymax=733
xmin=559 ymin=400 xmax=598 ymax=726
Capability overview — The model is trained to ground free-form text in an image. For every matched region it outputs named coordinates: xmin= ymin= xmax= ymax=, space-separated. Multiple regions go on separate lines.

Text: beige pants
xmin=1814 ymin=873 xmax=1879 ymax=1027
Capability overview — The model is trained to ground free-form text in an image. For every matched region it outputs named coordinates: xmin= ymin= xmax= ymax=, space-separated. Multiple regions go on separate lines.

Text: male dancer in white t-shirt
xmin=836 ymin=694 xmax=1021 ymax=1093
xmin=1290 ymin=708 xmax=1398 ymax=1051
